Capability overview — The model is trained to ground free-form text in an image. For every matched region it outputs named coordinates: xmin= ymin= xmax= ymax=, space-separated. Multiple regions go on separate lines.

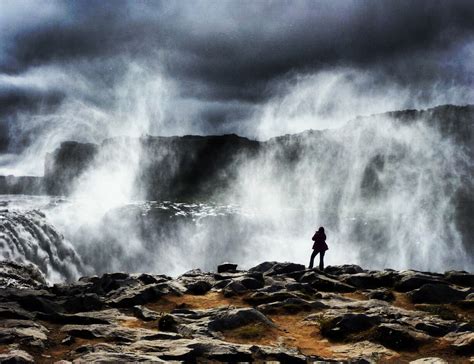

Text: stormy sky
xmin=1 ymin=0 xmax=474 ymax=156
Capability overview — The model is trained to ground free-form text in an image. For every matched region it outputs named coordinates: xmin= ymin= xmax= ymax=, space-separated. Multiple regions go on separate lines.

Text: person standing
xmin=309 ymin=227 xmax=328 ymax=270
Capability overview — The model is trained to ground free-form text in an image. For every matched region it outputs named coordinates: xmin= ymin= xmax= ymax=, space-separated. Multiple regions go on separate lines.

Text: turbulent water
xmin=0 ymin=199 xmax=85 ymax=282
xmin=0 ymin=196 xmax=267 ymax=282
xmin=0 ymin=195 xmax=372 ymax=283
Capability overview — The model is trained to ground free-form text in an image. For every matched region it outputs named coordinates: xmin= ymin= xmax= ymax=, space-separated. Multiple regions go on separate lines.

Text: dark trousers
xmin=309 ymin=250 xmax=325 ymax=270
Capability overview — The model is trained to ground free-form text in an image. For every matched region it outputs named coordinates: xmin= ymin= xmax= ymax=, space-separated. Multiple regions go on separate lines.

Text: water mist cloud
xmin=1 ymin=0 xmax=474 ymax=160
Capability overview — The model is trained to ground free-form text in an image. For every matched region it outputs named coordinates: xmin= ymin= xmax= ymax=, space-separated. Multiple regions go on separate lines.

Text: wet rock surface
xmin=0 ymin=261 xmax=472 ymax=363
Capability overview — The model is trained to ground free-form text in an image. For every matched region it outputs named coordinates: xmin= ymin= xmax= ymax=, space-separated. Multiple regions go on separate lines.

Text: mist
xmin=0 ymin=1 xmax=473 ymax=281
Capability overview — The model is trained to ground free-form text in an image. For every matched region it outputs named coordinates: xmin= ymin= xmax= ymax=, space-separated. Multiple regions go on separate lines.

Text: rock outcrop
xmin=0 ymin=260 xmax=472 ymax=363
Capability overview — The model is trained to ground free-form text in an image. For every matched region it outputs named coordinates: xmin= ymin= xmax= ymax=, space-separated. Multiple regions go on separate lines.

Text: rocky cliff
xmin=0 ymin=260 xmax=472 ymax=363
xmin=41 ymin=104 xmax=474 ymax=199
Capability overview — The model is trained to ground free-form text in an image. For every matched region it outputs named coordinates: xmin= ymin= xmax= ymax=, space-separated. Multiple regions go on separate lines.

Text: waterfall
xmin=0 ymin=209 xmax=86 ymax=283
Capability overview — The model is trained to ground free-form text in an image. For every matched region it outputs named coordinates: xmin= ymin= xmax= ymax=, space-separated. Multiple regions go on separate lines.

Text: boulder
xmin=375 ymin=323 xmax=430 ymax=350
xmin=320 ymin=313 xmax=379 ymax=340
xmin=407 ymin=284 xmax=470 ymax=304
xmin=0 ymin=349 xmax=35 ymax=363
xmin=299 ymin=272 xmax=356 ymax=292
xmin=342 ymin=273 xmax=385 ymax=289
xmin=133 ymin=305 xmax=161 ymax=321
xmin=324 ymin=265 xmax=364 ymax=275
xmin=332 ymin=341 xmax=398 ymax=362
xmin=108 ymin=283 xmax=165 ymax=307
xmin=186 ymin=280 xmax=212 ymax=295
xmin=447 ymin=332 xmax=474 ymax=355
xmin=223 ymin=281 xmax=247 ymax=297
xmin=213 ymin=279 xmax=231 ymax=289
xmin=413 ymin=321 xmax=456 ymax=337
xmin=366 ymin=289 xmax=395 ymax=302
xmin=237 ymin=276 xmax=264 ymax=290
xmin=217 ymin=263 xmax=238 ymax=273
xmin=137 ymin=273 xmax=162 ymax=285
xmin=249 ymin=261 xmax=278 ymax=273
xmin=207 ymin=308 xmax=274 ymax=331
xmin=444 ymin=271 xmax=474 ymax=287
xmin=394 ymin=273 xmax=447 ymax=292
xmin=249 ymin=262 xmax=305 ymax=276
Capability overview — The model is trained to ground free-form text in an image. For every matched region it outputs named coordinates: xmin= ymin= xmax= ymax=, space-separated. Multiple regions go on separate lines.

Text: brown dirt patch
xmin=145 ymin=292 xmax=248 ymax=313
xmin=342 ymin=292 xmax=368 ymax=301
xmin=222 ymin=312 xmax=334 ymax=357
xmin=392 ymin=292 xmax=417 ymax=311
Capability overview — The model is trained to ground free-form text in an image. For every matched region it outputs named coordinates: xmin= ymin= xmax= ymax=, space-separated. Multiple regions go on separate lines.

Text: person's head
xmin=318 ymin=227 xmax=324 ymax=233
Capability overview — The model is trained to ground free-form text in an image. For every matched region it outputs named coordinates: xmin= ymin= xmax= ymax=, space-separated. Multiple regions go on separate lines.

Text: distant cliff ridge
xmin=40 ymin=104 xmax=474 ymax=198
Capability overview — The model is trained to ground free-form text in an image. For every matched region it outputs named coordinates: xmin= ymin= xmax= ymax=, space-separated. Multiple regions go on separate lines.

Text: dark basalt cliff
xmin=43 ymin=134 xmax=261 ymax=199
xmin=41 ymin=104 xmax=474 ymax=200
xmin=0 ymin=260 xmax=472 ymax=362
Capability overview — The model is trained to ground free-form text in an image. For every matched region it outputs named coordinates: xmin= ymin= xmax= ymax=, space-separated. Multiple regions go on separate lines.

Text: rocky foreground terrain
xmin=0 ymin=261 xmax=473 ymax=363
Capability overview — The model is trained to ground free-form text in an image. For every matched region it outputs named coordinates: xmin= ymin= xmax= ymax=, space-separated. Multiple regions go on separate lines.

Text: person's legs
xmin=319 ymin=251 xmax=325 ymax=270
xmin=309 ymin=250 xmax=318 ymax=269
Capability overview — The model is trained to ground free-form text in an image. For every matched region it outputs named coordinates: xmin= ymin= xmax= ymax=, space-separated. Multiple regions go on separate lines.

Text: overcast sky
xmin=0 ymin=0 xmax=473 ymax=153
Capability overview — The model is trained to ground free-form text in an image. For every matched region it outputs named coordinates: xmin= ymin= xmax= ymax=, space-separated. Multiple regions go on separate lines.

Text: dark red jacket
xmin=312 ymin=231 xmax=328 ymax=252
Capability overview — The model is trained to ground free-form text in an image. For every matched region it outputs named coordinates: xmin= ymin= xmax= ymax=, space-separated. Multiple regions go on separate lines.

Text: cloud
xmin=0 ymin=0 xmax=473 ymax=155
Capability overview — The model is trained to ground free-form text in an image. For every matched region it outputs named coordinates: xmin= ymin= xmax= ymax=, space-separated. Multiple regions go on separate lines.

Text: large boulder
xmin=324 ymin=265 xmax=364 ymax=275
xmin=186 ymin=280 xmax=212 ymax=295
xmin=446 ymin=332 xmax=474 ymax=355
xmin=299 ymin=272 xmax=356 ymax=292
xmin=223 ymin=281 xmax=248 ymax=297
xmin=365 ymin=289 xmax=395 ymax=302
xmin=207 ymin=308 xmax=274 ymax=332
xmin=217 ymin=263 xmax=238 ymax=273
xmin=444 ymin=271 xmax=474 ymax=287
xmin=249 ymin=262 xmax=305 ymax=276
xmin=375 ymin=323 xmax=430 ymax=350
xmin=342 ymin=273 xmax=386 ymax=289
xmin=394 ymin=273 xmax=447 ymax=292
xmin=320 ymin=313 xmax=379 ymax=340
xmin=107 ymin=283 xmax=166 ymax=307
xmin=407 ymin=284 xmax=471 ymax=304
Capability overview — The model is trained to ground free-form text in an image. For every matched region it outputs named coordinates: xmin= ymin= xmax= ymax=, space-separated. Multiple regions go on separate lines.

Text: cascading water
xmin=229 ymin=115 xmax=473 ymax=271
xmin=0 ymin=207 xmax=87 ymax=283
xmin=0 ymin=109 xmax=471 ymax=281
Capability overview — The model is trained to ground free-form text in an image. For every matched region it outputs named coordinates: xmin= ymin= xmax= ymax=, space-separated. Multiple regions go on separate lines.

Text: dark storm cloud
xmin=0 ymin=0 xmax=473 ymax=149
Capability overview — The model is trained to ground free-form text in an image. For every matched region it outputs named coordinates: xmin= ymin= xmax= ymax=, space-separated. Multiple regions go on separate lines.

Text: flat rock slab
xmin=332 ymin=340 xmax=398 ymax=362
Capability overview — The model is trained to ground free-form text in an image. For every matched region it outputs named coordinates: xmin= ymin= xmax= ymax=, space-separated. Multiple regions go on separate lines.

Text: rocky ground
xmin=0 ymin=261 xmax=473 ymax=363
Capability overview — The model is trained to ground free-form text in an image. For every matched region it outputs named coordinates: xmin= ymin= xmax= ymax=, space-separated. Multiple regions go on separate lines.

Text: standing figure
xmin=309 ymin=227 xmax=328 ymax=270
